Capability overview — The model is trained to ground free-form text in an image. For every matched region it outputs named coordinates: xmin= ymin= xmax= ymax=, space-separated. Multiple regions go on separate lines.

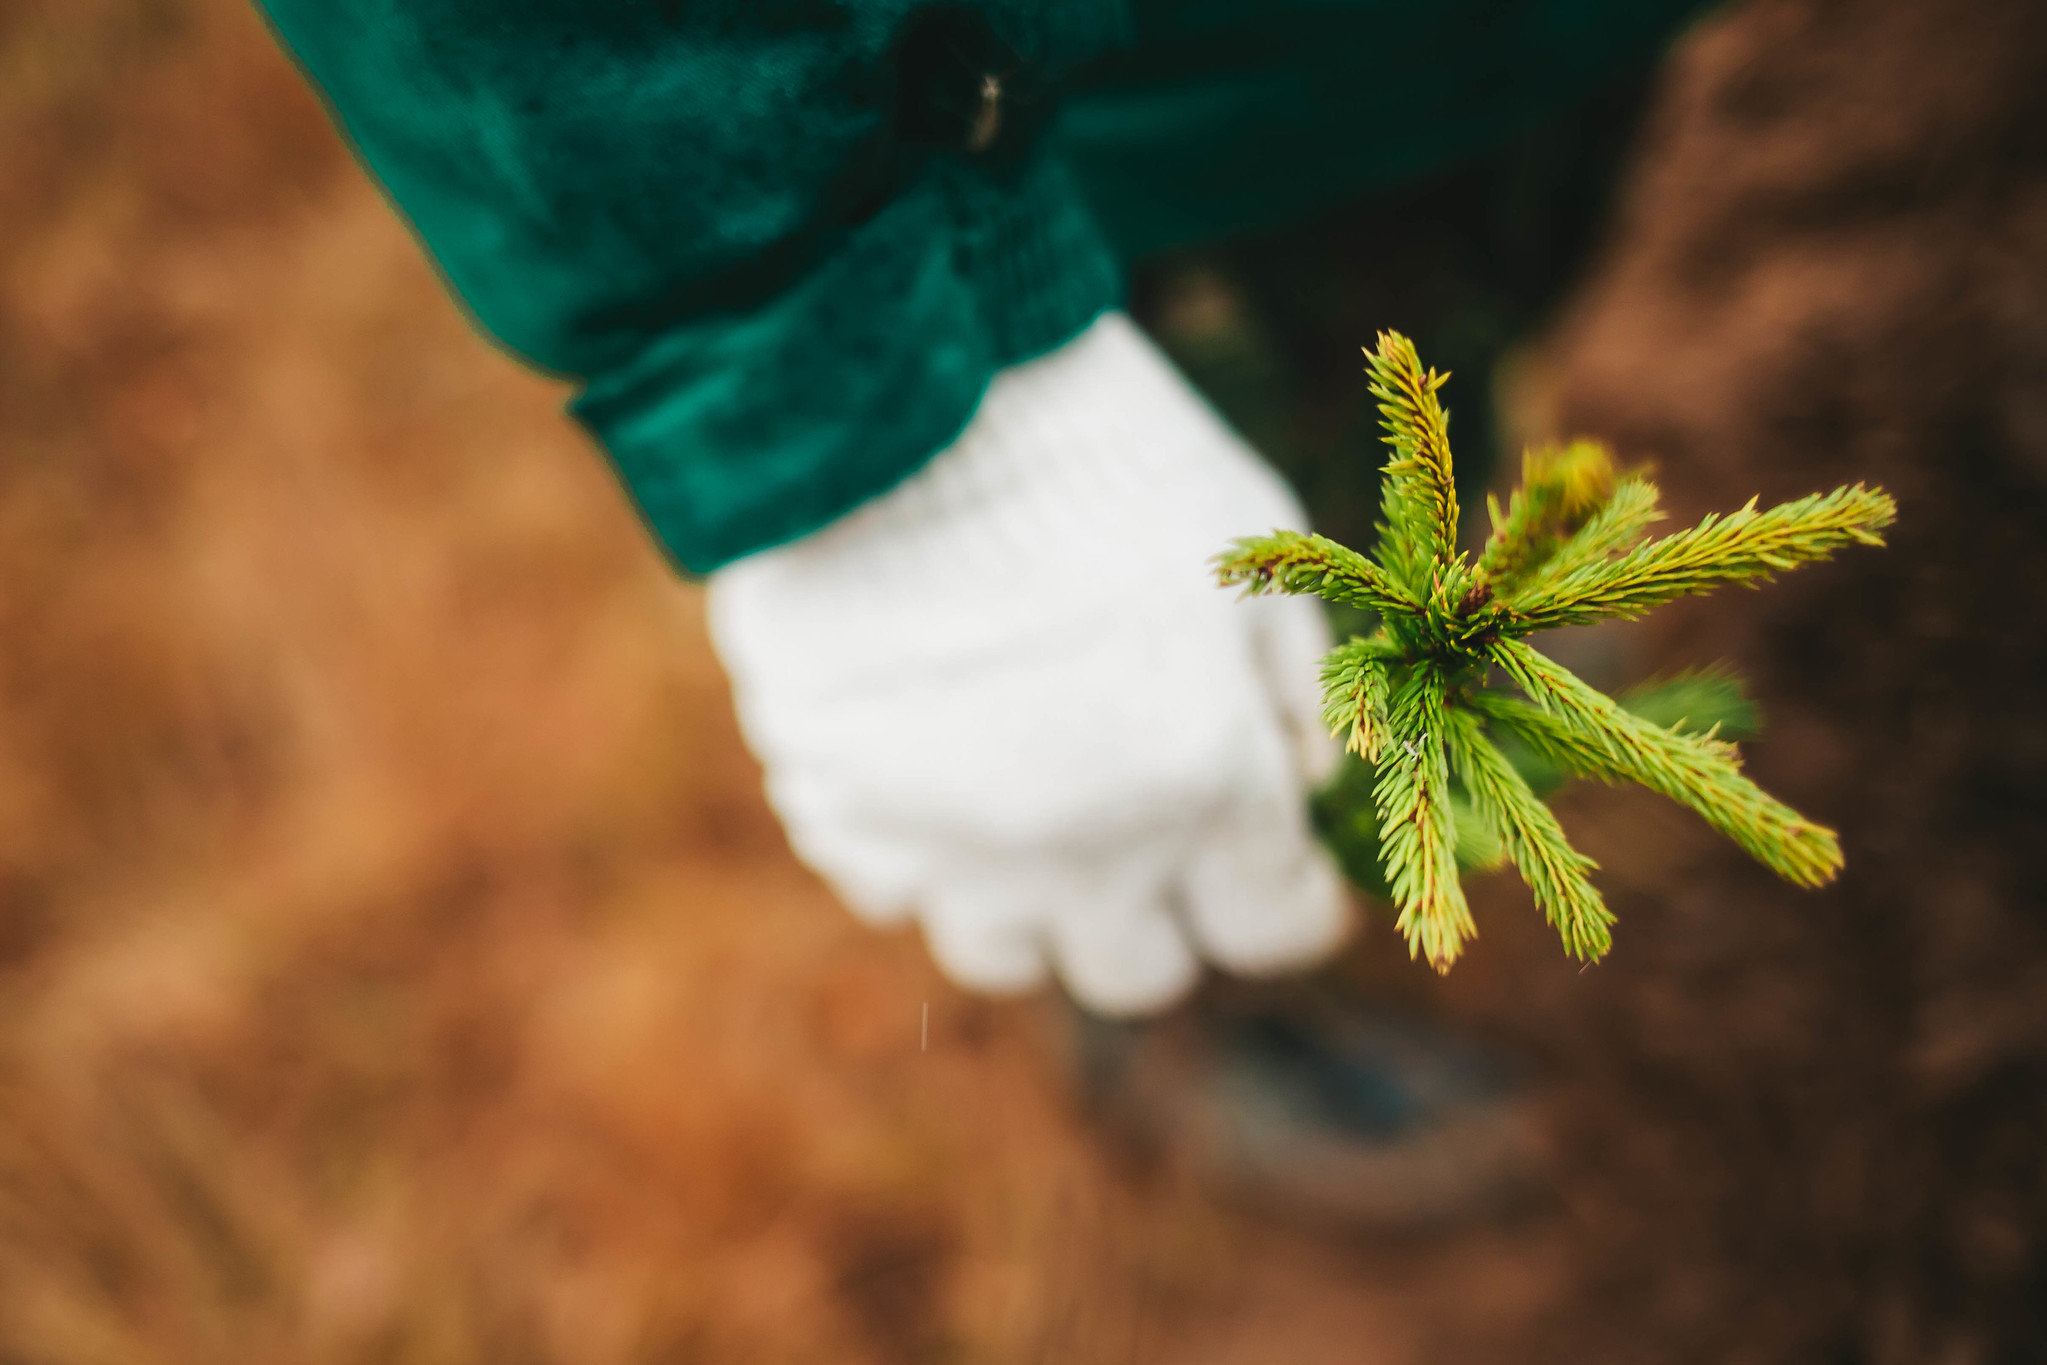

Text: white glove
xmin=707 ymin=311 xmax=1348 ymax=1016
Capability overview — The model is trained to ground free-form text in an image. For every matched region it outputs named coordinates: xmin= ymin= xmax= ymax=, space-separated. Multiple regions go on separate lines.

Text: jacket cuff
xmin=572 ymin=153 xmax=1122 ymax=575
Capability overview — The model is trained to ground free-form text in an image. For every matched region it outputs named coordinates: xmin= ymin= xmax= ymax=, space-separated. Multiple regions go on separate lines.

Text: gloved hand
xmin=707 ymin=311 xmax=1348 ymax=1016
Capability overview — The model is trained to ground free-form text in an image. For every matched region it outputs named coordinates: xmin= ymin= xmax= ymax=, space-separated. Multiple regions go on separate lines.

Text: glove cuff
xmin=731 ymin=310 xmax=1306 ymax=589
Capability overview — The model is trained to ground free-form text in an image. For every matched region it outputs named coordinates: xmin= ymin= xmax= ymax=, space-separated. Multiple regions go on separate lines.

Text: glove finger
xmin=1245 ymin=591 xmax=1341 ymax=788
xmin=1182 ymin=823 xmax=1350 ymax=975
xmin=923 ymin=856 xmax=1198 ymax=1017
xmin=919 ymin=870 xmax=1054 ymax=998
xmin=1178 ymin=736 xmax=1352 ymax=975
xmin=762 ymin=769 xmax=930 ymax=928
xmin=1044 ymin=859 xmax=1200 ymax=1018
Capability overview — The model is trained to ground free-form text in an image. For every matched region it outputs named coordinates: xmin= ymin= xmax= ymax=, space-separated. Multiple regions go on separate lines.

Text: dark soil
xmin=1526 ymin=2 xmax=2047 ymax=1356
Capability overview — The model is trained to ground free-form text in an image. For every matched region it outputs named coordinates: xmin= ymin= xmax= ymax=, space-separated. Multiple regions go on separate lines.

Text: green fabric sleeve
xmin=253 ymin=0 xmax=1705 ymax=572
xmin=1059 ymin=0 xmax=1713 ymax=260
xmin=253 ymin=0 xmax=1127 ymax=572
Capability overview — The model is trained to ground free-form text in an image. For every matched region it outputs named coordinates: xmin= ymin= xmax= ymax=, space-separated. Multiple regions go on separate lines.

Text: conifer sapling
xmin=1216 ymin=333 xmax=1895 ymax=971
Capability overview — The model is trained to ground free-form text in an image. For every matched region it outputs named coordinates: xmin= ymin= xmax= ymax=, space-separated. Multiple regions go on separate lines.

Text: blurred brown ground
xmin=0 ymin=1 xmax=2043 ymax=1362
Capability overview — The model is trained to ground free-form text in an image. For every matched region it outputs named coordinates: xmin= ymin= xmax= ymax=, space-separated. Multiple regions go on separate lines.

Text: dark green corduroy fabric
xmin=255 ymin=0 xmax=1704 ymax=572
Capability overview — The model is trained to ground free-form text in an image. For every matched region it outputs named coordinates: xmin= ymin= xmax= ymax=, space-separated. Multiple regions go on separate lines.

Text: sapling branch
xmin=1216 ymin=330 xmax=1895 ymax=969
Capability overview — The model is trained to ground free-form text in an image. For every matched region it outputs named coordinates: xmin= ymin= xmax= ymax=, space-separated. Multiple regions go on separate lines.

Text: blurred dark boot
xmin=1070 ymin=989 xmax=1542 ymax=1232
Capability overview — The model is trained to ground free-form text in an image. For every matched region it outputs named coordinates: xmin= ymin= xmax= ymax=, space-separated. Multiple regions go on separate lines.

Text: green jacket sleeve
xmin=1056 ymin=0 xmax=1712 ymax=260
xmin=255 ymin=0 xmax=1129 ymax=572
xmin=255 ymin=1 xmax=1704 ymax=573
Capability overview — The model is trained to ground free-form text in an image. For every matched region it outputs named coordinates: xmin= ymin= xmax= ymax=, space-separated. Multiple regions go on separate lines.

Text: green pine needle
xmin=1617 ymin=668 xmax=1759 ymax=739
xmin=1318 ymin=635 xmax=1398 ymax=759
xmin=1503 ymin=483 xmax=1895 ymax=633
xmin=1512 ymin=473 xmax=1663 ymax=591
xmin=1365 ymin=332 xmax=1461 ymax=588
xmin=1215 ymin=529 xmax=1418 ymax=618
xmin=1477 ymin=438 xmax=1624 ymax=589
xmin=1216 ymin=331 xmax=1895 ymax=970
xmin=1446 ymin=708 xmax=1612 ymax=962
xmin=1480 ymin=639 xmax=1843 ymax=889
xmin=1373 ymin=663 xmax=1473 ymax=970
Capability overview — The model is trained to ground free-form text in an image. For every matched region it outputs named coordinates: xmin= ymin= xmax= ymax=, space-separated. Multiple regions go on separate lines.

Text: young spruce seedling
xmin=1216 ymin=333 xmax=1895 ymax=972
